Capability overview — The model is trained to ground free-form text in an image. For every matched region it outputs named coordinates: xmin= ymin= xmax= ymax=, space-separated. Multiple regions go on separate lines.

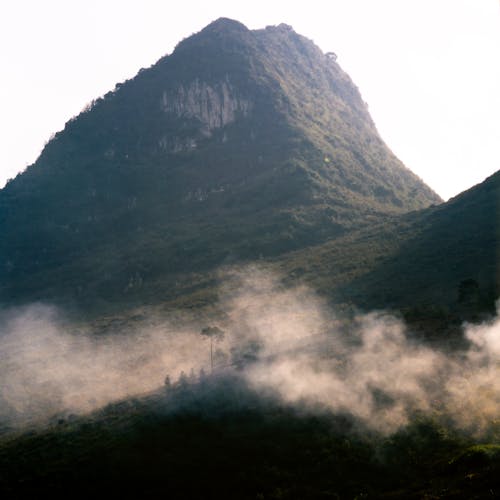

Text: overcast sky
xmin=1 ymin=0 xmax=499 ymax=200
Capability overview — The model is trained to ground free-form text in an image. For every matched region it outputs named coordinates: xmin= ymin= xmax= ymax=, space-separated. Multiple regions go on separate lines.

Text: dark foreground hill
xmin=2 ymin=375 xmax=500 ymax=499
xmin=0 ymin=18 xmax=439 ymax=311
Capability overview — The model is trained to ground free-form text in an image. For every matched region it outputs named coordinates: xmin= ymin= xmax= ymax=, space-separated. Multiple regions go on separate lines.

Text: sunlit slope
xmin=281 ymin=170 xmax=500 ymax=313
xmin=0 ymin=19 xmax=439 ymax=309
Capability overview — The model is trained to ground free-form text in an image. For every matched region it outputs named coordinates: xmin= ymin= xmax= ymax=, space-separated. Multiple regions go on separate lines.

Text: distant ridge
xmin=279 ymin=169 xmax=499 ymax=317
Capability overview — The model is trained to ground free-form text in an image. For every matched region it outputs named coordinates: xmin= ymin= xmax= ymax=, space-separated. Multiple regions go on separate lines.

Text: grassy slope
xmin=105 ymin=169 xmax=497 ymax=325
xmin=276 ymin=170 xmax=500 ymax=319
xmin=46 ymin=169 xmax=496 ymax=321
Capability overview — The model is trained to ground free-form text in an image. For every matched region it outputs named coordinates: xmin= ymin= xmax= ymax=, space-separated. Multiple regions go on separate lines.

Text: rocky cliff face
xmin=0 ymin=18 xmax=441 ymax=311
xmin=161 ymin=78 xmax=253 ymax=135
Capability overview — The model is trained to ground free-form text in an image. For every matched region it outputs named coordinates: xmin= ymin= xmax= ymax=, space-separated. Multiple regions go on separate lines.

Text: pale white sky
xmin=1 ymin=0 xmax=499 ymax=200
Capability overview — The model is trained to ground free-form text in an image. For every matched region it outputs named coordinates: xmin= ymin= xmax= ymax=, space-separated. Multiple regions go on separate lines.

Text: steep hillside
xmin=279 ymin=170 xmax=499 ymax=317
xmin=0 ymin=18 xmax=440 ymax=310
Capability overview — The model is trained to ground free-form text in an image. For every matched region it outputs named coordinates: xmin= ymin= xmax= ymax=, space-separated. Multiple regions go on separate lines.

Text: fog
xmin=1 ymin=266 xmax=499 ymax=434
xmin=0 ymin=304 xmax=209 ymax=423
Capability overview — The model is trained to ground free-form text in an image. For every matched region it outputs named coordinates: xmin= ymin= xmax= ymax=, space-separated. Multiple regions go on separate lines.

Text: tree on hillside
xmin=200 ymin=326 xmax=225 ymax=373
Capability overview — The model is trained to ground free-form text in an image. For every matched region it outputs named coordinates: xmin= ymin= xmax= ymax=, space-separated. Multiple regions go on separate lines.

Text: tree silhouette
xmin=200 ymin=326 xmax=225 ymax=373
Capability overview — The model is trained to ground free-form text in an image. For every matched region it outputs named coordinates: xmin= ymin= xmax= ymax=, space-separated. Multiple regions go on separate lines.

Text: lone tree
xmin=200 ymin=326 xmax=225 ymax=373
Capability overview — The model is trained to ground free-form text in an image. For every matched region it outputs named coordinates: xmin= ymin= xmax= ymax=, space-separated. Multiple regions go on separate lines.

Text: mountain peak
xmin=201 ymin=17 xmax=249 ymax=33
xmin=0 ymin=19 xmax=441 ymax=310
xmin=265 ymin=23 xmax=294 ymax=32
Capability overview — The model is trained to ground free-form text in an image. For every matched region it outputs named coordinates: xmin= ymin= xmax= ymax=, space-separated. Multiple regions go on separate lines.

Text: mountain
xmin=0 ymin=18 xmax=440 ymax=311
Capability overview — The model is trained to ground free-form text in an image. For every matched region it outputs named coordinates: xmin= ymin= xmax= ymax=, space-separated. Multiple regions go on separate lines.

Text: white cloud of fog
xmin=0 ymin=304 xmax=211 ymax=425
xmin=222 ymin=268 xmax=500 ymax=434
xmin=1 ymin=267 xmax=499 ymax=436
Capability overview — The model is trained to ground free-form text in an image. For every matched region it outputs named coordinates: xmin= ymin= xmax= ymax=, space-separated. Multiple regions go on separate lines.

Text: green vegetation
xmin=277 ymin=169 xmax=499 ymax=320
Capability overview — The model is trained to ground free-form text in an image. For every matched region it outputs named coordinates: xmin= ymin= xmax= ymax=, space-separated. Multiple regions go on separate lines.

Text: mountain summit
xmin=0 ymin=19 xmax=440 ymax=309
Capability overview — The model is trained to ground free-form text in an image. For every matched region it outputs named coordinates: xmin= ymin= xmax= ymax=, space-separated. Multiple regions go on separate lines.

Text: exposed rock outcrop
xmin=161 ymin=78 xmax=252 ymax=134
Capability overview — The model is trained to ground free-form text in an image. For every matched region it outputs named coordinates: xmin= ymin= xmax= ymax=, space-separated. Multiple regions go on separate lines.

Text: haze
xmin=2 ymin=267 xmax=500 ymax=436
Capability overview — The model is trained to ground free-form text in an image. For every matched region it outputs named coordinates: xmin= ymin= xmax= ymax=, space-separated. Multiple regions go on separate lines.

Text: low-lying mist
xmin=0 ymin=303 xmax=209 ymax=425
xmin=1 ymin=266 xmax=499 ymax=435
